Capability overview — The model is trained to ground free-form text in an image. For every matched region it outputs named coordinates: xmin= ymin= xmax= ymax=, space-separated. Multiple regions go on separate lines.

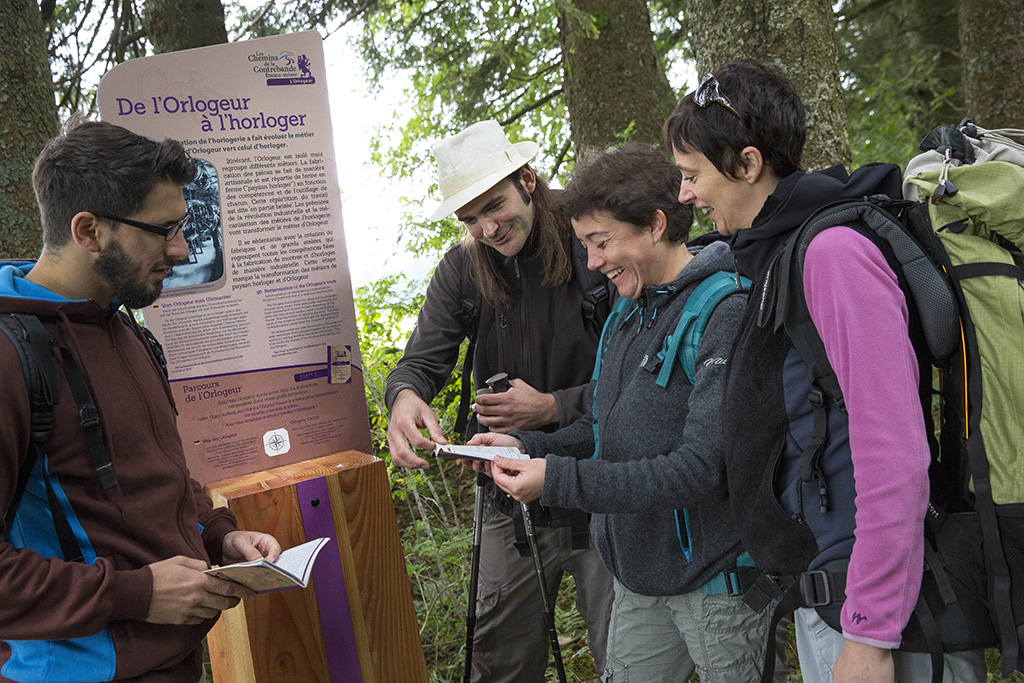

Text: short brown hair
xmin=32 ymin=117 xmax=196 ymax=247
xmin=559 ymin=143 xmax=693 ymax=243
xmin=664 ymin=59 xmax=805 ymax=180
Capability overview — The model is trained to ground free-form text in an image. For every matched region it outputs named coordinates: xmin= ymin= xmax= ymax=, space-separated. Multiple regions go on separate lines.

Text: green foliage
xmin=358 ymin=0 xmax=573 ymax=181
xmin=396 ymin=462 xmax=474 ymax=682
xmin=842 ymin=53 xmax=952 ymax=168
xmin=987 ymin=650 xmax=1024 ymax=682
xmin=358 ymin=0 xmax=690 ymax=185
xmin=837 ymin=0 xmax=960 ymax=169
xmin=649 ymin=0 xmax=692 ymax=82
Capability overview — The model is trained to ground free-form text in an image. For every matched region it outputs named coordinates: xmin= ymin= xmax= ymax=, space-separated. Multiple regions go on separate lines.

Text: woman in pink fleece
xmin=663 ymin=59 xmax=986 ymax=682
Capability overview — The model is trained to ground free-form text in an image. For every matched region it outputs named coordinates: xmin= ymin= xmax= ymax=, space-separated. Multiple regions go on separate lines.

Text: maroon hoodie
xmin=0 ymin=277 xmax=237 ymax=682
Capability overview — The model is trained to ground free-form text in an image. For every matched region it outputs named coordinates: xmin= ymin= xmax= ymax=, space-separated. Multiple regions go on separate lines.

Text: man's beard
xmin=93 ymin=239 xmax=170 ymax=309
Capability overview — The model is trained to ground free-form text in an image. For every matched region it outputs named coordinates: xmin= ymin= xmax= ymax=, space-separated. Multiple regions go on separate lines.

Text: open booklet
xmin=433 ymin=444 xmax=528 ymax=463
xmin=204 ymin=537 xmax=330 ymax=593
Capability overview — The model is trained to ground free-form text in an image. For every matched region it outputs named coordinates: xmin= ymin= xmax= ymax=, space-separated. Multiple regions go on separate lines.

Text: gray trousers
xmin=794 ymin=607 xmax=987 ymax=683
xmin=470 ymin=505 xmax=614 ymax=683
xmin=601 ymin=578 xmax=781 ymax=683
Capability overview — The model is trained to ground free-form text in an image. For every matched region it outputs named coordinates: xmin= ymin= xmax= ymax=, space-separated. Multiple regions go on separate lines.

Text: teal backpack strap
xmin=656 ymin=271 xmax=750 ymax=387
xmin=589 ymin=297 xmax=635 ymax=459
xmin=661 ymin=271 xmax=749 ymax=560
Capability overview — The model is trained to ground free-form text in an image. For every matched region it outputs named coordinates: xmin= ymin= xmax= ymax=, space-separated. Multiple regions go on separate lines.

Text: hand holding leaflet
xmin=204 ymin=537 xmax=330 ymax=593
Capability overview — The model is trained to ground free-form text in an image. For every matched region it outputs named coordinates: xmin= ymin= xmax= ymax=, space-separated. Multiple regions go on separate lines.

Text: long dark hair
xmin=463 ymin=169 xmax=572 ymax=308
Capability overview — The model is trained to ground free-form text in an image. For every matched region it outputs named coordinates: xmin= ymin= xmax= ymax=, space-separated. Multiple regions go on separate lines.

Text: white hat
xmin=428 ymin=120 xmax=539 ymax=221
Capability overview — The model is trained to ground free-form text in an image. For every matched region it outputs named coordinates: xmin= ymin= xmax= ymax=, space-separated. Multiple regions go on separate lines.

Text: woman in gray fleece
xmin=472 ymin=143 xmax=774 ymax=682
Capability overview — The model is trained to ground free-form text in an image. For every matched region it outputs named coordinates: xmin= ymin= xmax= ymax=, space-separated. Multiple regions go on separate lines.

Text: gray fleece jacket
xmin=514 ymin=240 xmax=747 ymax=596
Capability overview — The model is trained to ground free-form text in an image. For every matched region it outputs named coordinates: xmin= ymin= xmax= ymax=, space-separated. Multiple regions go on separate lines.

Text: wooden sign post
xmin=204 ymin=451 xmax=427 ymax=682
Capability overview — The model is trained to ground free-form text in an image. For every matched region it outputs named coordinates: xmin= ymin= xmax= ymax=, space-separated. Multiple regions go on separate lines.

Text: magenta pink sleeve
xmin=804 ymin=227 xmax=929 ymax=647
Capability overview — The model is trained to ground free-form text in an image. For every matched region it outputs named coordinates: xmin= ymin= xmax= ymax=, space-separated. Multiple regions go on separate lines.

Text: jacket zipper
xmin=596 ymin=299 xmax=645 ymax=460
xmin=515 ymin=256 xmax=533 ymax=381
xmin=115 ymin=321 xmax=205 ymax=557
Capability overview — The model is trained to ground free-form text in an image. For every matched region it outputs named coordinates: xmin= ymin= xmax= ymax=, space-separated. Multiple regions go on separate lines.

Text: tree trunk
xmin=960 ymin=0 xmax=1024 ymax=130
xmin=146 ymin=0 xmax=228 ymax=53
xmin=559 ymin=0 xmax=677 ymax=154
xmin=687 ymin=0 xmax=849 ymax=171
xmin=0 ymin=0 xmax=59 ymax=258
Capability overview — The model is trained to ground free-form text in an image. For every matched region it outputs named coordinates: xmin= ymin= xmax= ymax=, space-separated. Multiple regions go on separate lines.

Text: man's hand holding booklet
xmin=205 ymin=537 xmax=331 ymax=593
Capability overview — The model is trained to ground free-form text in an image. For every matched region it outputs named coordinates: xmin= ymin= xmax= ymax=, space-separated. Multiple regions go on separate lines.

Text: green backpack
xmin=904 ymin=123 xmax=1024 ymax=506
xmin=906 ymin=122 xmax=1024 ymax=677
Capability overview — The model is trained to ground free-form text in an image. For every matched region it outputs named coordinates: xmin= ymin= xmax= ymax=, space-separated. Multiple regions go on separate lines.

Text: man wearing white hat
xmin=384 ymin=120 xmax=614 ymax=682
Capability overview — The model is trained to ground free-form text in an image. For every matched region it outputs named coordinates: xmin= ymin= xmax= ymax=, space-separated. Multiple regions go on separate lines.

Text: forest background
xmin=2 ymin=0 xmax=1023 ymax=680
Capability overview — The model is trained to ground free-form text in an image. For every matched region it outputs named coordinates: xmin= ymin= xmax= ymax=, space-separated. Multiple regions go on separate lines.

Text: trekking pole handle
xmin=486 ymin=372 xmax=510 ymax=394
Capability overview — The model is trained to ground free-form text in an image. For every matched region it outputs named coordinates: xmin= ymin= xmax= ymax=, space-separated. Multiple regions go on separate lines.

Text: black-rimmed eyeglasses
xmin=694 ymin=74 xmax=740 ymax=118
xmin=99 ymin=214 xmax=190 ymax=241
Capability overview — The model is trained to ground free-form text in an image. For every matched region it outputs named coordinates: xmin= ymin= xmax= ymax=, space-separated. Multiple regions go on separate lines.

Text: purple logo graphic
xmin=250 ymin=48 xmax=316 ymax=86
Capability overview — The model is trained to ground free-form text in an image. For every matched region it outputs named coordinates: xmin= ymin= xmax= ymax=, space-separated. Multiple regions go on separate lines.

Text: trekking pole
xmin=484 ymin=374 xmax=565 ymax=680
xmin=463 ymin=378 xmax=501 ymax=682
xmin=521 ymin=501 xmax=568 ymax=683
xmin=463 ymin=470 xmax=486 ymax=683
xmin=465 ymin=372 xmax=567 ymax=682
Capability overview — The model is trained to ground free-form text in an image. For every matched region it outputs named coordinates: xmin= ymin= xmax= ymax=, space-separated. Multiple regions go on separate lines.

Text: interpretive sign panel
xmin=98 ymin=31 xmax=372 ymax=484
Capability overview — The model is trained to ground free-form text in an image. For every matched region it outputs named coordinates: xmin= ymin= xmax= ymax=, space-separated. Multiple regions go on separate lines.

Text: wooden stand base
xmin=204 ymin=451 xmax=427 ymax=682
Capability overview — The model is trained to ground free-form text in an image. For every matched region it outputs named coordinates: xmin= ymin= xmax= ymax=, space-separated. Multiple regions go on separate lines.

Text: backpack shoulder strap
xmin=0 ymin=314 xmax=61 ymax=530
xmin=763 ymin=198 xmax=960 ymax=408
xmin=588 ymin=272 xmax=749 ymax=457
xmin=118 ymin=310 xmax=168 ymax=379
xmin=654 ymin=270 xmax=751 ymax=388
xmin=759 ymin=198 xmax=960 ymax=514
xmin=590 ymin=296 xmax=633 ymax=384
xmin=0 ymin=314 xmax=87 ymax=562
xmin=453 ymin=251 xmax=483 ymax=342
xmin=570 ymin=238 xmax=611 ymax=332
xmin=588 ymin=296 xmax=634 ymax=459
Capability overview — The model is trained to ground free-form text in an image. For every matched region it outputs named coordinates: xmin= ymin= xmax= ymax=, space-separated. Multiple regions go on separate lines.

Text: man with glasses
xmin=0 ymin=118 xmax=280 ymax=683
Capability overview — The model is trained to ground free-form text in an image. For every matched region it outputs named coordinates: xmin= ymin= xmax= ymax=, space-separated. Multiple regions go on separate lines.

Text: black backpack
xmin=1 ymin=311 xmax=167 ymax=561
xmin=743 ymin=122 xmax=1024 ymax=682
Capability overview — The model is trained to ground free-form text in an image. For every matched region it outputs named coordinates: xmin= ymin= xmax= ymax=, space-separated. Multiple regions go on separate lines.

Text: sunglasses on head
xmin=694 ymin=74 xmax=740 ymax=118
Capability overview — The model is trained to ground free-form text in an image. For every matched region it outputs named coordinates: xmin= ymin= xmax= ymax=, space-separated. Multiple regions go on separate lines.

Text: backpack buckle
xmin=95 ymin=462 xmax=118 ymax=489
xmin=743 ymin=572 xmax=790 ymax=613
xmin=799 ymin=570 xmax=835 ymax=607
xmin=723 ymin=566 xmax=760 ymax=597
xmin=79 ymin=404 xmax=100 ymax=431
xmin=807 ymin=388 xmax=825 ymax=409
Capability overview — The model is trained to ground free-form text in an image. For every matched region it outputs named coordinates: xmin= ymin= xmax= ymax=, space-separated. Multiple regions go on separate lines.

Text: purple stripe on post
xmin=297 ymin=477 xmax=364 ymax=682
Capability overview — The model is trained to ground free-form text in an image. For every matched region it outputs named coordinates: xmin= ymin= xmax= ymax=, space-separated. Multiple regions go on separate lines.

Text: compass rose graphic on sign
xmin=263 ymin=428 xmax=291 ymax=456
